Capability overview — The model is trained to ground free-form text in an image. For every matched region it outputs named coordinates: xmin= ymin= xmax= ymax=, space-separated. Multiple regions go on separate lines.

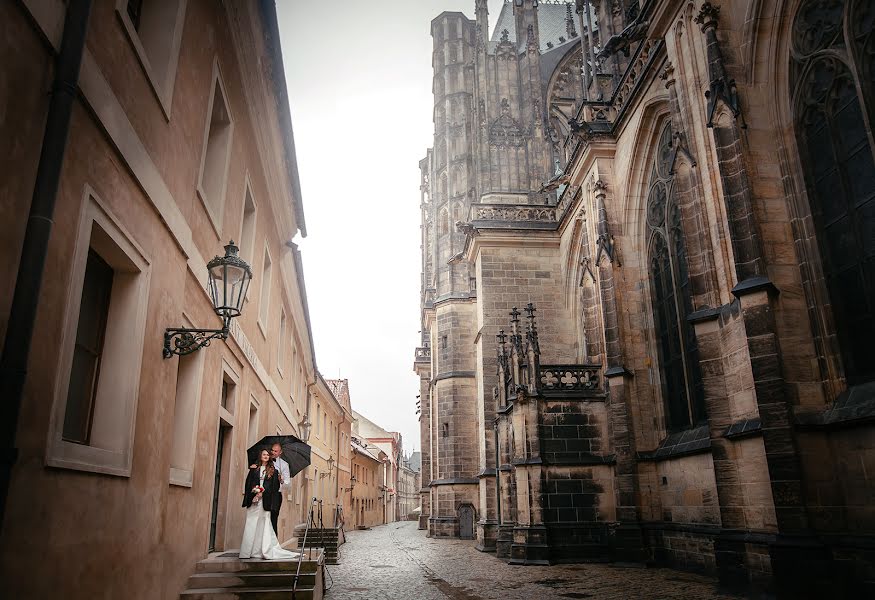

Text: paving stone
xmin=324 ymin=522 xmax=741 ymax=600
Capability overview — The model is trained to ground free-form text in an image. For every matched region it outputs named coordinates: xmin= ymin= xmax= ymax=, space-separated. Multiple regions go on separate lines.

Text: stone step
xmin=187 ymin=571 xmax=316 ymax=589
xmin=196 ymin=554 xmax=322 ymax=574
xmin=180 ymin=586 xmax=314 ymax=599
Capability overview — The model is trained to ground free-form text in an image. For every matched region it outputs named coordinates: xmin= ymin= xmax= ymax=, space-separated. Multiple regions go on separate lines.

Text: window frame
xmin=115 ymin=0 xmax=188 ymax=120
xmin=47 ymin=186 xmax=151 ymax=477
xmin=645 ymin=121 xmax=705 ymax=433
xmin=169 ymin=312 xmax=206 ymax=487
xmin=196 ymin=59 xmax=235 ymax=238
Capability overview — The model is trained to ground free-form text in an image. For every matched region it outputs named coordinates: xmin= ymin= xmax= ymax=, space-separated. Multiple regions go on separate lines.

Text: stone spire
xmin=566 ymin=2 xmax=578 ymax=38
xmin=513 ymin=0 xmax=540 ymax=51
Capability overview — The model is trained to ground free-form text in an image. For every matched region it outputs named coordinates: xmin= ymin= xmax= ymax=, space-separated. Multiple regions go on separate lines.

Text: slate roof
xmin=489 ymin=1 xmax=585 ymax=54
xmin=408 ymin=451 xmax=422 ymax=472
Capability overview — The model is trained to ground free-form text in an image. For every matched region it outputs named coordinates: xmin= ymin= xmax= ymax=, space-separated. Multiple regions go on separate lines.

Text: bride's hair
xmin=258 ymin=448 xmax=276 ymax=479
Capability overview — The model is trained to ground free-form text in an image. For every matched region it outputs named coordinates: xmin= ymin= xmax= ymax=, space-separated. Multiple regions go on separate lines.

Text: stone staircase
xmin=295 ymin=526 xmax=341 ymax=565
xmin=179 ymin=549 xmax=324 ymax=599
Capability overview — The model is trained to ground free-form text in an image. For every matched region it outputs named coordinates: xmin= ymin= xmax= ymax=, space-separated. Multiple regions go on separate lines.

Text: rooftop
xmin=489 ymin=0 xmax=586 ymax=54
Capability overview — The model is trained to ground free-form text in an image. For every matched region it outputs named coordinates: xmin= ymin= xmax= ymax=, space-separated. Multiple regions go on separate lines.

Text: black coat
xmin=242 ymin=465 xmax=281 ymax=511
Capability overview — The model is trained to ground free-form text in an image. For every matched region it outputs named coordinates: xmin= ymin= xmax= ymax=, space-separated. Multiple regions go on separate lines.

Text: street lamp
xmin=163 ymin=241 xmax=252 ymax=358
xmin=298 ymin=415 xmax=312 ymax=442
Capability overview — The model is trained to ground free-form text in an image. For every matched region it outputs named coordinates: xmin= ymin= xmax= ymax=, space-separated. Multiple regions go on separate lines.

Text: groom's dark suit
xmin=271 ymin=456 xmax=291 ymax=534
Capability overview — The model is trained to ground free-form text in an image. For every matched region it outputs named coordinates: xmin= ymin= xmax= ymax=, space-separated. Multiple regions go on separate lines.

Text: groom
xmin=269 ymin=443 xmax=291 ymax=535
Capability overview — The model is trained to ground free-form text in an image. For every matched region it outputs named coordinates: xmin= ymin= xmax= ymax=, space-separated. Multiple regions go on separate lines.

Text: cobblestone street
xmin=325 ymin=522 xmax=741 ymax=600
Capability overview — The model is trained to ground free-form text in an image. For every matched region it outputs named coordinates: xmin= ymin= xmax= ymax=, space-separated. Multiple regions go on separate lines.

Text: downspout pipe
xmin=0 ymin=0 xmax=92 ymax=535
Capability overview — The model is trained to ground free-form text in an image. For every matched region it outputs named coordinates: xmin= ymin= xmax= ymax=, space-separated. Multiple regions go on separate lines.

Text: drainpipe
xmin=0 ymin=0 xmax=92 ymax=535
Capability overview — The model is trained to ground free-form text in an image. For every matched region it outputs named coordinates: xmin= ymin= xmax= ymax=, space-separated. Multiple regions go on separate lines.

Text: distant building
xmin=326 ymin=378 xmax=354 ymax=525
xmin=353 ymin=410 xmax=402 ymax=524
xmin=398 ymin=454 xmax=420 ymax=520
xmin=349 ymin=435 xmax=385 ymax=529
xmin=307 ymin=375 xmax=353 ymax=527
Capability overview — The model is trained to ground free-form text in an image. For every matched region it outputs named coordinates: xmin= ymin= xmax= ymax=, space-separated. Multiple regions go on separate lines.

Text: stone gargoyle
xmin=596 ymin=19 xmax=650 ymax=63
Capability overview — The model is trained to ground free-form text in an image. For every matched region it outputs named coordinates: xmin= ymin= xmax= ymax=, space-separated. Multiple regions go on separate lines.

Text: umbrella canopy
xmin=247 ymin=434 xmax=310 ymax=478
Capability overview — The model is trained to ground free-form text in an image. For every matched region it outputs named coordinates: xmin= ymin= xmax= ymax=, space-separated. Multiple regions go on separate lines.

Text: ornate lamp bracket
xmin=163 ymin=319 xmax=230 ymax=359
xmin=162 ymin=240 xmax=252 ymax=359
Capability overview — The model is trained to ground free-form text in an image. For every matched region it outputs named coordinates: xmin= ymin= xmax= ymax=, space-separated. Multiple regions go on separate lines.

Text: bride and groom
xmin=239 ymin=443 xmax=300 ymax=560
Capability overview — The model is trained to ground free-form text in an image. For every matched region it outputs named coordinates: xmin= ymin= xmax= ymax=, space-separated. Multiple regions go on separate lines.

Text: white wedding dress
xmin=239 ymin=466 xmax=299 ymax=560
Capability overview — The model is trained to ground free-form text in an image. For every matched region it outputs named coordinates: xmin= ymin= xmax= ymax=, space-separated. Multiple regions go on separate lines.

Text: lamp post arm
xmin=163 ymin=320 xmax=229 ymax=358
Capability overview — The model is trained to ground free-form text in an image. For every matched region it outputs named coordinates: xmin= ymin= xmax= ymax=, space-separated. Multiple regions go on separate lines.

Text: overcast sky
xmin=276 ymin=0 xmax=505 ymax=455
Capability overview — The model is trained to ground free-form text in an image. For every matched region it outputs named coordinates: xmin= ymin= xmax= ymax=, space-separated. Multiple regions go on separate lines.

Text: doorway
xmin=459 ymin=504 xmax=475 ymax=539
xmin=209 ymin=422 xmax=232 ymax=552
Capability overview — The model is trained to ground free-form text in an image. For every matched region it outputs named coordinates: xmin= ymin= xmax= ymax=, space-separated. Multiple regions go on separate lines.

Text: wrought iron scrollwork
xmin=163 ymin=321 xmax=229 ymax=358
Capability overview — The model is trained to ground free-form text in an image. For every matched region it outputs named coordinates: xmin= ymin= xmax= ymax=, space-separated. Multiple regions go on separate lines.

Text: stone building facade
xmin=353 ymin=410 xmax=403 ymax=524
xmin=350 ymin=435 xmax=386 ymax=529
xmin=415 ymin=1 xmax=875 ymax=597
xmin=398 ymin=455 xmax=420 ymax=520
xmin=306 ymin=375 xmax=353 ymax=527
xmin=326 ymin=378 xmax=355 ymax=524
xmin=0 ymin=1 xmax=319 ymax=598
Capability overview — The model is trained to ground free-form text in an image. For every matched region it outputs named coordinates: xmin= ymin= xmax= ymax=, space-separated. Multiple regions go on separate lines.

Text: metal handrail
xmin=292 ymin=497 xmax=317 ymax=599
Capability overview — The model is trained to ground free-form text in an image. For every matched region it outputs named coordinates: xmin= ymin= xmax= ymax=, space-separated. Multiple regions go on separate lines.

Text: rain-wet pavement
xmin=323 ymin=521 xmax=741 ymax=600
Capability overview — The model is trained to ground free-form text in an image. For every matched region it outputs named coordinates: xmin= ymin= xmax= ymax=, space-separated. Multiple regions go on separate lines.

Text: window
xmin=278 ymin=309 xmax=287 ymax=376
xmin=439 ymin=208 xmax=449 ymax=236
xmin=48 ymin=190 xmax=151 ymax=476
xmin=248 ymin=399 xmax=259 ymax=446
xmin=169 ymin=327 xmax=205 ymax=486
xmin=258 ymin=245 xmax=272 ymax=334
xmin=791 ymin=1 xmax=875 ymax=384
xmin=316 ymin=408 xmax=322 ymax=438
xmin=62 ymin=250 xmax=113 ymax=445
xmin=239 ymin=181 xmax=257 ymax=273
xmin=646 ymin=122 xmax=705 ymax=431
xmin=220 ymin=364 xmax=237 ymax=416
xmin=197 ymin=64 xmax=234 ymax=234
xmin=116 ymin=0 xmax=187 ymax=116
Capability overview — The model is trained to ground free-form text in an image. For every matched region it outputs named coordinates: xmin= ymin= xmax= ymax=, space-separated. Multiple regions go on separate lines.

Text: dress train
xmin=239 ymin=503 xmax=299 ymax=560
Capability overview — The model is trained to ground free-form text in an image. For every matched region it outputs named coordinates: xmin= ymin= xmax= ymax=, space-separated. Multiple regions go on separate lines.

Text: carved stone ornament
xmin=660 ymin=61 xmax=676 ymax=87
xmin=473 ymin=204 xmax=557 ymax=222
xmin=596 ymin=19 xmax=650 ymax=63
xmin=579 ymin=256 xmax=597 ymax=285
xmin=694 ymin=3 xmax=743 ymax=126
xmin=694 ymin=2 xmax=720 ymax=30
xmin=490 ymin=99 xmax=528 ymax=147
xmin=455 ymin=221 xmax=477 ymax=236
xmin=668 ymin=131 xmax=697 ymax=173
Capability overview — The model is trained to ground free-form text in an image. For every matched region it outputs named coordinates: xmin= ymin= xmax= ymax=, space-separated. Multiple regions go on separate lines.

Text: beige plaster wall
xmin=0 ymin=2 xmax=315 ymax=598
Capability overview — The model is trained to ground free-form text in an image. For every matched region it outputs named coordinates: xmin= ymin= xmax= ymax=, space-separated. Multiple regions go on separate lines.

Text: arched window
xmin=438 ymin=208 xmax=449 ymax=236
xmin=791 ymin=0 xmax=875 ymax=384
xmin=647 ymin=121 xmax=705 ymax=431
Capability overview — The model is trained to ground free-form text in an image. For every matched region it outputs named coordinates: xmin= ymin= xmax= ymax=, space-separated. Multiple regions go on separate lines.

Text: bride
xmin=239 ymin=448 xmax=299 ymax=560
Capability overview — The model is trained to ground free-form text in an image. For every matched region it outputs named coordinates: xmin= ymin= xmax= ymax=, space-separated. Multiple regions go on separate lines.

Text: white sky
xmin=277 ymin=0 xmax=505 ymax=455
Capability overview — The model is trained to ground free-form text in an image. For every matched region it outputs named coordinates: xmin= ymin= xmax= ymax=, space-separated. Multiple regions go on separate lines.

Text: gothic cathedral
xmin=415 ymin=1 xmax=875 ymax=597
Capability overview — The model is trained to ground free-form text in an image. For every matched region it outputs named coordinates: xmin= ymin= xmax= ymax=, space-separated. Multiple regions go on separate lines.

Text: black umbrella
xmin=247 ymin=434 xmax=311 ymax=479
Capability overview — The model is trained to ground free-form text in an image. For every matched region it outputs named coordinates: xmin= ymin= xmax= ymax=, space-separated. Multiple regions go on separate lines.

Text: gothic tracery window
xmin=647 ymin=122 xmax=705 ymax=431
xmin=791 ymin=0 xmax=875 ymax=384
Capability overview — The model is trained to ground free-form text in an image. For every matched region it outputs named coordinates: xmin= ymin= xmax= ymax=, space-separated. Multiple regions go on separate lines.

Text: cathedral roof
xmin=489 ymin=1 xmax=589 ymax=54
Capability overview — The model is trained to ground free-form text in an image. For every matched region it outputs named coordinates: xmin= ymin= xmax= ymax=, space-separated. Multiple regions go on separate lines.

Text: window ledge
xmin=196 ymin=185 xmax=223 ymax=240
xmin=170 ymin=467 xmax=194 ymax=488
xmin=637 ymin=424 xmax=711 ymax=462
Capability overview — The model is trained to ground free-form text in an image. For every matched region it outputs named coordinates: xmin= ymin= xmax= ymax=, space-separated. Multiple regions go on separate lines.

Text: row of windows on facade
xmin=62 ymin=0 xmax=309 ymax=464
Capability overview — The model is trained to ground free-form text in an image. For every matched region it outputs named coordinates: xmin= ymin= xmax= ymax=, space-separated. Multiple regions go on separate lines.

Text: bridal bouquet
xmin=251 ymin=485 xmax=265 ymax=504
